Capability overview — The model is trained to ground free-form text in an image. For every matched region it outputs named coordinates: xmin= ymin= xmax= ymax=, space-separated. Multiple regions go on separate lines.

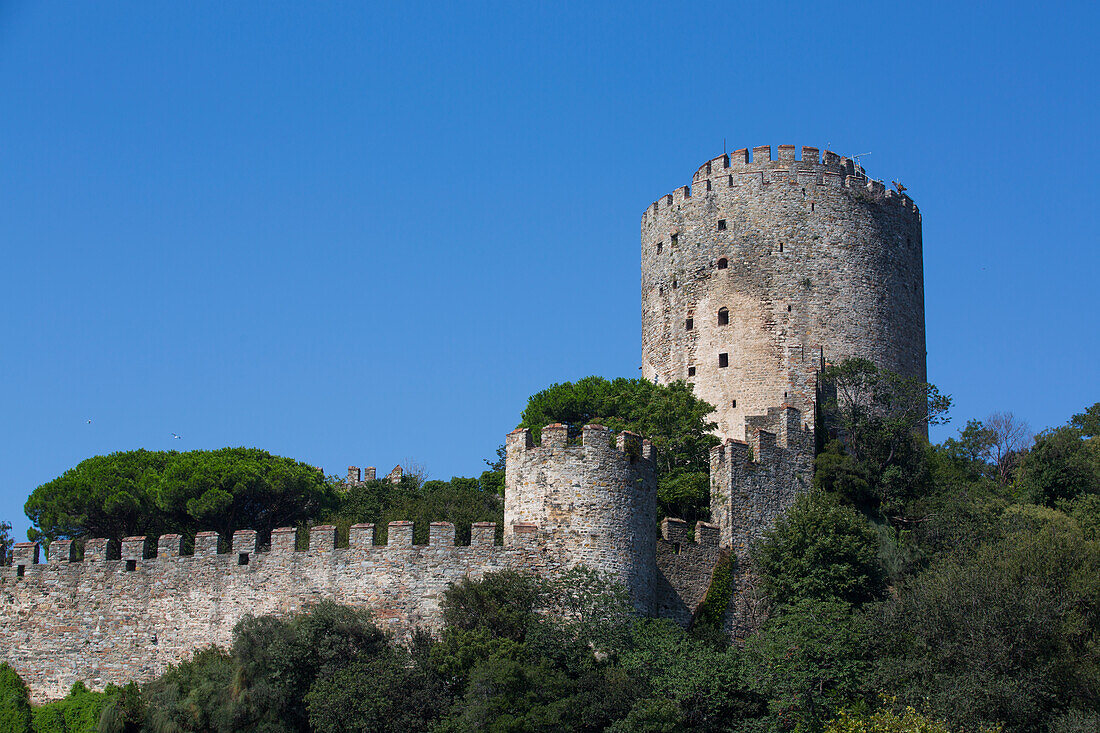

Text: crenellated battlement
xmin=505 ymin=422 xmax=658 ymax=613
xmin=344 ymin=464 xmax=403 ymax=486
xmin=641 ymin=145 xmax=918 ymax=225
xmin=7 ymin=521 xmax=513 ymax=577
xmin=654 ymin=518 xmax=725 ymax=627
xmin=505 ymin=422 xmax=656 ymax=462
xmin=0 ymin=518 xmax=527 ymax=703
xmin=709 ymin=405 xmax=814 ymax=558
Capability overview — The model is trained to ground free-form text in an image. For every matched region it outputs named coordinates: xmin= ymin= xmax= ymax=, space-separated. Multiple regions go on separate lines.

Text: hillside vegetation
xmin=4 ymin=373 xmax=1099 ymax=732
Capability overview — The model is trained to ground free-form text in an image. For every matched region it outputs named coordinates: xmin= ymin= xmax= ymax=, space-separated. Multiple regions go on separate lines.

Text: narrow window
xmin=717 ymin=219 xmax=726 ymax=231
xmin=658 ymin=286 xmax=663 ymax=294
xmin=670 ymin=233 xmax=678 ymax=247
xmin=728 ymin=174 xmax=733 ymax=186
xmin=787 ymin=304 xmax=792 ymax=312
xmin=16 ymin=565 xmax=24 ymax=578
xmin=706 ymin=161 xmax=712 ymax=174
xmin=685 ymin=318 xmax=693 ymax=331
xmin=125 ymin=560 xmax=137 ymax=572
xmin=732 ymin=399 xmax=737 ymax=408
xmin=688 ymin=366 xmax=696 ymax=377
xmin=672 ymin=279 xmax=678 ymax=289
xmin=656 ymin=241 xmax=662 ymax=253
xmin=811 ymin=202 xmax=815 ymax=212
xmin=718 ymin=308 xmax=729 ymax=326
xmin=801 ymin=187 xmax=806 ymax=196
xmin=779 ymin=243 xmax=784 ymax=253
xmin=717 ymin=258 xmax=728 ymax=270
xmin=718 ymin=353 xmax=729 ymax=368
xmin=706 ymin=179 xmax=712 ymax=191
xmin=238 ymin=553 xmax=249 ymax=566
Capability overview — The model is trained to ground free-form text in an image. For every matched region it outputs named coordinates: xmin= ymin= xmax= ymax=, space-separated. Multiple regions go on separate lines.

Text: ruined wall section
xmin=641 ymin=144 xmax=925 ymax=441
xmin=505 ymin=423 xmax=657 ymax=613
xmin=0 ymin=522 xmax=544 ymax=703
xmin=654 ymin=518 xmax=723 ymax=627
xmin=710 ymin=405 xmax=814 ymax=558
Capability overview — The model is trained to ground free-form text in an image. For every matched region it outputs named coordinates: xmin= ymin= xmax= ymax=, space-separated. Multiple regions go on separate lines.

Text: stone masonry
xmin=0 ymin=145 xmax=926 ymax=701
xmin=641 ymin=145 xmax=925 ymax=442
xmin=1 ymin=425 xmax=715 ymax=702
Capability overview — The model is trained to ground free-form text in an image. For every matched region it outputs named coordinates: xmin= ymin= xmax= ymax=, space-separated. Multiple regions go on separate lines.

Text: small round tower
xmin=505 ymin=423 xmax=657 ymax=613
xmin=641 ymin=145 xmax=925 ymax=440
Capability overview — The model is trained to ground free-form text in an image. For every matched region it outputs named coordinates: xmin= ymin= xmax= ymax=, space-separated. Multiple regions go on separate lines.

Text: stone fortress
xmin=0 ymin=145 xmax=924 ymax=701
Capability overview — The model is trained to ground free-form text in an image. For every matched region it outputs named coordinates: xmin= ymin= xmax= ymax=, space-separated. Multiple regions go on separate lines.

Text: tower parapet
xmin=710 ymin=405 xmax=814 ymax=558
xmin=641 ymin=144 xmax=925 ymax=442
xmin=505 ymin=423 xmax=657 ymax=613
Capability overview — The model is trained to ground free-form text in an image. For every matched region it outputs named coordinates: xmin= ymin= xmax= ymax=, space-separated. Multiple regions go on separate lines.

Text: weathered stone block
xmin=47 ymin=540 xmax=76 ymax=564
xmin=232 ymin=530 xmax=258 ymax=555
xmin=471 ymin=522 xmax=496 ymax=546
xmin=429 ymin=522 xmax=454 ymax=546
xmin=194 ymin=532 xmax=220 ymax=557
xmin=158 ymin=534 xmax=183 ymax=558
xmin=271 ymin=527 xmax=297 ymax=553
xmin=661 ymin=518 xmax=689 ymax=545
xmin=121 ymin=536 xmax=150 ymax=561
xmin=83 ymin=538 xmax=117 ymax=561
xmin=387 ymin=521 xmax=413 ymax=547
xmin=349 ymin=523 xmax=375 ymax=548
xmin=309 ymin=525 xmax=337 ymax=552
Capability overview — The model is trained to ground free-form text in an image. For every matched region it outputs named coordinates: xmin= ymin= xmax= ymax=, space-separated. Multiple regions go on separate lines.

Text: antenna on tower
xmin=723 ymin=138 xmax=726 ymax=154
xmin=851 ymin=152 xmax=871 ymax=173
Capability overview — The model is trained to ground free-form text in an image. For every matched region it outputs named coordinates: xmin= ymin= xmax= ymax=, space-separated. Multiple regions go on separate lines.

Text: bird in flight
xmin=86 ymin=419 xmax=92 ymax=424
xmin=171 ymin=433 xmax=182 ymax=439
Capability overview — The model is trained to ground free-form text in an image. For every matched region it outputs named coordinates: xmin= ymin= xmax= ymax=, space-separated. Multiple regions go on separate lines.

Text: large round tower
xmin=641 ymin=145 xmax=925 ymax=440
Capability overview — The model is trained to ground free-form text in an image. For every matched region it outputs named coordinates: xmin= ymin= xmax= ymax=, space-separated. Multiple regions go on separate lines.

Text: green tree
xmin=0 ymin=663 xmax=31 ymax=733
xmin=1015 ymin=426 xmax=1100 ymax=506
xmin=815 ymin=441 xmax=876 ymax=511
xmin=754 ymin=490 xmax=886 ymax=609
xmin=820 ymin=359 xmax=950 ymax=514
xmin=229 ymin=601 xmax=390 ymax=732
xmin=323 ymin=472 xmax=503 ymax=545
xmin=744 ymin=599 xmax=873 ymax=732
xmin=618 ymin=619 xmax=762 ymax=731
xmin=31 ymin=681 xmax=115 ymax=733
xmin=441 ymin=571 xmax=544 ymax=643
xmin=305 ymin=641 xmax=448 ymax=733
xmin=1070 ymin=402 xmax=1100 ymax=438
xmin=24 ymin=448 xmax=336 ymax=545
xmin=825 ymin=700 xmax=1000 ymax=733
xmin=141 ymin=647 xmax=239 ymax=733
xmin=874 ymin=517 xmax=1100 ymax=733
xmin=519 ymin=376 xmax=719 ymax=523
xmin=0 ymin=521 xmax=13 ymax=565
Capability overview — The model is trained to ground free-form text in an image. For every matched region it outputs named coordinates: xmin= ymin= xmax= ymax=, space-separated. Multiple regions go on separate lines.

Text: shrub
xmin=0 ymin=663 xmax=31 ymax=733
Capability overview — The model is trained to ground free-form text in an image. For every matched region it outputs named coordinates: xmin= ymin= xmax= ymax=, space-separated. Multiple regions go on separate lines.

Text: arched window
xmin=717 ymin=308 xmax=729 ymax=326
xmin=717 ymin=258 xmax=728 ymax=270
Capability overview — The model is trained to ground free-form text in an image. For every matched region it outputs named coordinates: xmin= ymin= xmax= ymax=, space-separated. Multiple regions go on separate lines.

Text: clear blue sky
xmin=2 ymin=1 xmax=1097 ymax=541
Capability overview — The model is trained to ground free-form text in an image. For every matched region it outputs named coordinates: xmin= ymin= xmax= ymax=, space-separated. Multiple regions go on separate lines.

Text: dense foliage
xmin=318 ymin=471 xmax=504 ymax=545
xmin=0 ymin=663 xmax=32 ymax=733
xmin=5 ymin=368 xmax=1100 ymax=732
xmin=519 ymin=376 xmax=719 ymax=523
xmin=24 ymin=448 xmax=336 ymax=546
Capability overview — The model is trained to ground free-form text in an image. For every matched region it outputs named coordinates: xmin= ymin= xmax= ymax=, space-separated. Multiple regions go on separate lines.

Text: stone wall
xmin=2 ymin=425 xmax=661 ymax=703
xmin=640 ymin=144 xmax=925 ymax=442
xmin=709 ymin=405 xmax=815 ymax=559
xmin=1 ymin=523 xmax=554 ymax=703
xmin=654 ymin=518 xmax=723 ymax=627
xmin=505 ymin=423 xmax=657 ymax=614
